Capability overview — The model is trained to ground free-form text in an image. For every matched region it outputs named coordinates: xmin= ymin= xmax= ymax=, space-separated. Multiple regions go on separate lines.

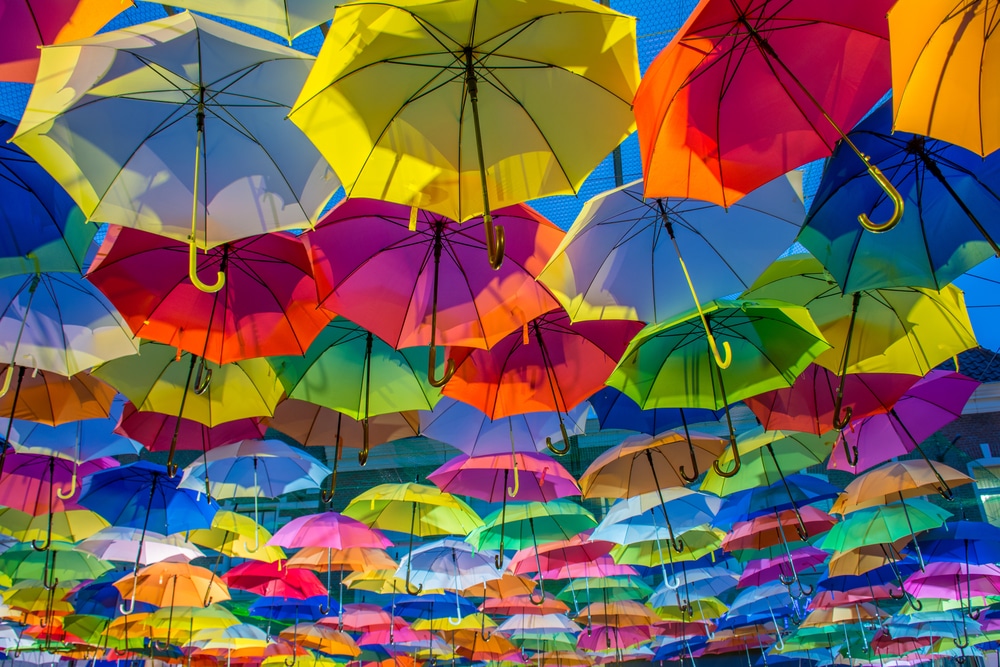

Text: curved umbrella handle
xmin=167 ymin=460 xmax=179 ymax=478
xmin=485 ymin=216 xmax=505 ymax=270
xmin=678 ymin=433 xmax=700 ymax=484
xmin=31 ymin=535 xmax=51 ymax=552
xmin=778 ymin=573 xmax=796 ymax=587
xmin=55 ymin=470 xmax=77 ymax=500
xmin=119 ymin=578 xmax=139 ymax=616
xmin=833 ymin=404 xmax=853 ymax=432
xmin=887 ymin=587 xmax=904 ymax=600
xmin=528 ymin=586 xmax=545 ymax=606
xmin=797 ymin=581 xmax=814 ymax=598
xmin=321 ymin=473 xmax=336 ymax=504
xmin=405 ymin=579 xmax=423 ymax=595
xmin=0 ymin=365 xmax=12 ymax=399
xmin=243 ymin=525 xmax=260 ymax=554
xmin=955 ymin=631 xmax=970 ymax=649
xmin=839 ymin=431 xmax=859 ymax=468
xmin=427 ymin=343 xmax=456 ymax=388
xmin=193 ymin=358 xmax=212 ymax=396
xmin=546 ymin=420 xmax=571 ymax=456
xmin=188 ymin=240 xmax=225 ymax=293
xmin=858 ymin=162 xmax=904 ymax=233
xmin=712 ymin=430 xmax=741 ymax=478
xmin=507 ymin=458 xmax=520 ymax=498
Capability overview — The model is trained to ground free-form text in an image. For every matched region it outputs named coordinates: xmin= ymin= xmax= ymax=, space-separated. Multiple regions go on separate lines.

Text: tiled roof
xmin=940 ymin=347 xmax=1000 ymax=383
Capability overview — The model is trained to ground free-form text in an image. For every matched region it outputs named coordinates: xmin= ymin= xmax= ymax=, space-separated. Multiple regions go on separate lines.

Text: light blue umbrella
xmin=178 ymin=439 xmax=331 ymax=552
xmin=591 ymin=489 xmax=722 ymax=546
xmin=649 ymin=565 xmax=740 ymax=606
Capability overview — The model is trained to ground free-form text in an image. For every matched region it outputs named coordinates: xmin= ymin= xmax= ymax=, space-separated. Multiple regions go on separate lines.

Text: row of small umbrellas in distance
xmin=0 ymin=372 xmax=993 ymax=666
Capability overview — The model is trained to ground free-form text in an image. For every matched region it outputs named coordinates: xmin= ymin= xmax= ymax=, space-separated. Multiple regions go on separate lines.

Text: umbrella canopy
xmin=76 ymin=527 xmax=204 ymax=566
xmin=634 ymin=0 xmax=896 ymax=216
xmin=87 ymin=227 xmax=333 ymax=365
xmin=306 ymin=198 xmax=562 ymax=355
xmin=269 ymin=512 xmax=392 ymax=551
xmin=115 ymin=562 xmax=230 ymax=609
xmin=800 ymin=98 xmax=1000 ymax=292
xmin=290 ymin=0 xmax=639 ymax=265
xmin=165 ymin=0 xmax=336 ymax=42
xmin=113 ymin=402 xmax=265 ymax=454
xmin=820 ymin=500 xmax=951 ymax=552
xmin=587 ymin=388 xmax=721 ymax=437
xmin=222 ymin=560 xmax=326 ymax=599
xmin=395 ymin=539 xmax=503 ymax=593
xmin=429 ymin=451 xmax=580 ymax=503
xmin=888 ymin=0 xmax=1000 ymax=157
xmin=13 ymin=12 xmax=339 ymax=279
xmin=834 ymin=459 xmax=974 ymax=513
xmin=0 ymin=366 xmax=117 ymax=426
xmin=343 ymin=482 xmax=482 ymax=538
xmin=469 ymin=500 xmax=597 ymax=552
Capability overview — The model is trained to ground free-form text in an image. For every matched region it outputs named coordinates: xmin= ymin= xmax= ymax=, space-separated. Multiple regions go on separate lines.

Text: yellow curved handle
xmin=428 ymin=344 xmax=456 ymax=388
xmin=507 ymin=458 xmax=520 ymax=498
xmin=546 ymin=421 xmax=571 ymax=456
xmin=55 ymin=471 xmax=76 ymax=500
xmin=485 ymin=214 xmax=505 ymax=270
xmin=858 ymin=163 xmax=904 ymax=233
xmin=188 ymin=240 xmax=225 ymax=293
xmin=707 ymin=336 xmax=732 ymax=370
xmin=0 ymin=365 xmax=13 ymax=399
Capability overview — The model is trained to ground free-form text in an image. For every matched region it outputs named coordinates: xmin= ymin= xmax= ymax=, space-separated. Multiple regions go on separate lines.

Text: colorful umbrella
xmin=164 ymin=0 xmax=336 ymax=42
xmin=290 ymin=0 xmax=639 ymax=267
xmin=587 ymin=388 xmax=721 ymax=438
xmin=634 ymin=0 xmax=900 ymax=229
xmin=13 ymin=11 xmax=339 ymax=291
xmin=115 ymin=562 xmax=230 ymax=611
xmin=113 ymin=402 xmax=266 ymax=455
xmin=222 ymin=560 xmax=326 ymax=600
xmin=444 ymin=309 xmax=642 ymax=454
xmin=538 ymin=173 xmax=805 ymax=329
xmin=87 ymin=227 xmax=333 ymax=364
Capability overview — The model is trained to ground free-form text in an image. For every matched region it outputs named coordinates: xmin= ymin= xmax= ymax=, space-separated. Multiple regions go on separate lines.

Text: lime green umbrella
xmin=510 ymin=633 xmax=579 ymax=652
xmin=557 ymin=577 xmax=653 ymax=604
xmin=0 ymin=541 xmax=111 ymax=585
xmin=743 ymin=254 xmax=977 ymax=437
xmin=271 ymin=318 xmax=444 ymax=494
xmin=607 ymin=298 xmax=828 ymax=479
xmin=820 ymin=499 xmax=950 ymax=553
xmin=60 ymin=614 xmax=110 ymax=645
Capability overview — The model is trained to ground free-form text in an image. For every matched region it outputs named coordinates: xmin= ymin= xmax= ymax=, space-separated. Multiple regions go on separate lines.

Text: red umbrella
xmin=304 ymin=198 xmax=562 ymax=386
xmin=0 ymin=0 xmax=130 ymax=82
xmin=508 ymin=533 xmax=614 ymax=578
xmin=443 ymin=310 xmax=642 ymax=453
xmin=88 ymin=226 xmax=333 ymax=365
xmin=113 ymin=402 xmax=266 ymax=454
xmin=722 ymin=507 xmax=837 ymax=552
xmin=634 ymin=0 xmax=902 ymax=231
xmin=221 ymin=560 xmax=327 ymax=599
xmin=744 ymin=365 xmax=919 ymax=435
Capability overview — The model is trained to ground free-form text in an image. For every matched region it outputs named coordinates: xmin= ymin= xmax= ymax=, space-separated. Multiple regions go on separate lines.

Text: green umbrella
xmin=820 ymin=499 xmax=951 ymax=553
xmin=0 ymin=542 xmax=111 ymax=585
xmin=271 ymin=318 xmax=445 ymax=498
xmin=742 ymin=254 xmax=977 ymax=442
xmin=557 ymin=577 xmax=653 ymax=604
xmin=606 ymin=298 xmax=829 ymax=478
xmin=509 ymin=633 xmax=579 ymax=652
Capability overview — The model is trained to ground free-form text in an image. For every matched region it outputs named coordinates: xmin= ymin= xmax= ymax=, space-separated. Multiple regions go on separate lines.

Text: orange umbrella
xmin=575 ymin=600 xmax=660 ymax=628
xmin=481 ymin=594 xmax=569 ymax=617
xmin=453 ymin=629 xmax=520 ymax=661
xmin=464 ymin=575 xmax=537 ymax=599
xmin=115 ymin=562 xmax=231 ymax=612
xmin=279 ymin=623 xmax=360 ymax=657
xmin=834 ymin=459 xmax=974 ymax=513
xmin=722 ymin=506 xmax=837 ymax=552
xmin=0 ymin=365 xmax=116 ymax=425
xmin=827 ymin=540 xmax=910 ymax=578
xmin=286 ymin=546 xmax=397 ymax=574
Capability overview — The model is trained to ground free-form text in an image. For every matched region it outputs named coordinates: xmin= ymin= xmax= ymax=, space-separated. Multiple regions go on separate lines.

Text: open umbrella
xmin=587 ymin=388 xmax=721 ymax=438
xmin=634 ymin=0 xmax=901 ymax=230
xmin=113 ymin=401 xmax=265 ymax=456
xmin=537 ymin=174 xmax=805 ymax=330
xmin=289 ymin=0 xmax=639 ymax=268
xmin=13 ymin=11 xmax=339 ymax=292
xmin=607 ymin=298 xmax=829 ymax=478
xmin=800 ymin=98 xmax=1000 ymax=292
xmin=165 ymin=0 xmax=337 ymax=43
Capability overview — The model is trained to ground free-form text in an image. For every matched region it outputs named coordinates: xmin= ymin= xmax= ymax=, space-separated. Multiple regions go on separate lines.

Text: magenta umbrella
xmin=304 ymin=198 xmax=563 ymax=386
xmin=903 ymin=561 xmax=1000 ymax=617
xmin=577 ymin=625 xmax=653 ymax=652
xmin=542 ymin=556 xmax=639 ymax=580
xmin=428 ymin=452 xmax=579 ymax=503
xmin=114 ymin=402 xmax=266 ymax=455
xmin=738 ymin=545 xmax=827 ymax=592
xmin=828 ymin=370 xmax=980 ymax=479
xmin=744 ymin=365 xmax=919 ymax=435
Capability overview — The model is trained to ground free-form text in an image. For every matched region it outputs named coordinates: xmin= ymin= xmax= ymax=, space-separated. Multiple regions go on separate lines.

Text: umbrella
xmin=444 ymin=309 xmax=643 ymax=454
xmin=87 ymin=226 xmax=333 ymax=365
xmin=0 ymin=453 xmax=114 ymax=515
xmin=13 ymin=11 xmax=340 ymax=292
xmin=634 ymin=0 xmax=901 ymax=231
xmin=802 ymin=99 xmax=1000 ymax=293
xmin=0 ymin=117 xmax=95 ymax=279
xmin=178 ymin=439 xmax=331 ymax=548
xmin=606 ymin=298 xmax=829 ymax=477
xmin=113 ymin=401 xmax=266 ymax=455
xmin=271 ymin=319 xmax=444 ymax=487
xmin=920 ymin=522 xmax=1000 ymax=566
xmin=2 ymin=408 xmax=142 ymax=466
xmin=76 ymin=527 xmax=204 ymax=565
xmin=0 ymin=0 xmax=130 ymax=82
xmin=289 ymin=0 xmax=639 ymax=268
xmin=714 ymin=474 xmax=842 ymax=526
xmin=587 ymin=388 xmax=721 ymax=437
xmin=394 ymin=539 xmax=503 ymax=612
xmin=820 ymin=499 xmax=951 ymax=565
xmin=305 ymin=198 xmax=563 ymax=384
xmin=222 ymin=560 xmax=326 ymax=600
xmin=888 ymin=0 xmax=1000 ymax=157
xmin=114 ymin=562 xmax=230 ymax=609
xmin=186 ymin=510 xmax=285 ymax=563
xmin=537 ymin=174 xmax=805 ymax=329
xmin=279 ymin=623 xmax=359 ymax=658
xmin=343 ymin=482 xmax=482 ymax=593
xmin=92 ymin=341 xmax=285 ymax=476
xmin=723 ymin=507 xmax=837 ymax=553
xmin=164 ymin=0 xmax=336 ymax=42
xmin=828 ymin=371 xmax=980 ymax=479
xmin=742 ymin=254 xmax=978 ymax=440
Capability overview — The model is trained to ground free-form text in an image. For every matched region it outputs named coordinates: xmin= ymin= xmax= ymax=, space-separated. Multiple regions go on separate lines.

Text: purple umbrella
xmin=828 ymin=370 xmax=979 ymax=478
xmin=738 ymin=545 xmax=827 ymax=595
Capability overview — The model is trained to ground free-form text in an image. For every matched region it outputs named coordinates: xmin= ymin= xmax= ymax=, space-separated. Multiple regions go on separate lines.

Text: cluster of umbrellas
xmin=0 ymin=0 xmax=999 ymax=665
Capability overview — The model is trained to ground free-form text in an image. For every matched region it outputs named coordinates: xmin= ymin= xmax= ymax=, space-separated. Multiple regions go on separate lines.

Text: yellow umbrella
xmin=0 ymin=508 xmax=109 ymax=543
xmin=826 ymin=540 xmax=910 ymax=578
xmin=412 ymin=614 xmax=496 ymax=632
xmin=611 ymin=527 xmax=724 ymax=566
xmin=342 ymin=568 xmax=446 ymax=595
xmin=165 ymin=0 xmax=340 ymax=43
xmin=799 ymin=603 xmax=887 ymax=628
xmin=654 ymin=597 xmax=728 ymax=622
xmin=187 ymin=511 xmax=285 ymax=563
xmin=289 ymin=0 xmax=639 ymax=268
xmin=889 ymin=0 xmax=1000 ymax=156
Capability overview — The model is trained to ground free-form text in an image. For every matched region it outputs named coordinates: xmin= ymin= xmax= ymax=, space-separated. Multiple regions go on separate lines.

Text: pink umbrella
xmin=269 ymin=512 xmax=392 ymax=550
xmin=114 ymin=402 xmax=266 ymax=454
xmin=325 ymin=603 xmax=396 ymax=632
xmin=428 ymin=451 xmax=580 ymax=503
xmin=305 ymin=198 xmax=563 ymax=385
xmin=420 ymin=397 xmax=589 ymax=457
xmin=542 ymin=556 xmax=639 ymax=580
xmin=744 ymin=365 xmax=918 ymax=435
xmin=738 ymin=545 xmax=827 ymax=590
xmin=577 ymin=626 xmax=653 ymax=652
xmin=443 ymin=309 xmax=643 ymax=453
xmin=509 ymin=533 xmax=615 ymax=578
xmin=828 ymin=370 xmax=980 ymax=477
xmin=903 ymin=562 xmax=1000 ymax=601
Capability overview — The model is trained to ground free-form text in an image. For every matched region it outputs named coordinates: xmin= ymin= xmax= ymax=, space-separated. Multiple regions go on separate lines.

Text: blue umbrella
xmin=918 ymin=521 xmax=1000 ymax=565
xmin=79 ymin=460 xmax=217 ymax=614
xmin=800 ymin=97 xmax=1000 ymax=292
xmin=953 ymin=257 xmax=1000 ymax=351
xmin=248 ymin=596 xmax=339 ymax=623
xmin=588 ymin=388 xmax=722 ymax=436
xmin=652 ymin=637 xmax=707 ymax=662
xmin=70 ymin=577 xmax=156 ymax=619
xmin=0 ymin=117 xmax=95 ymax=279
xmin=712 ymin=475 xmax=841 ymax=526
xmin=387 ymin=593 xmax=478 ymax=621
